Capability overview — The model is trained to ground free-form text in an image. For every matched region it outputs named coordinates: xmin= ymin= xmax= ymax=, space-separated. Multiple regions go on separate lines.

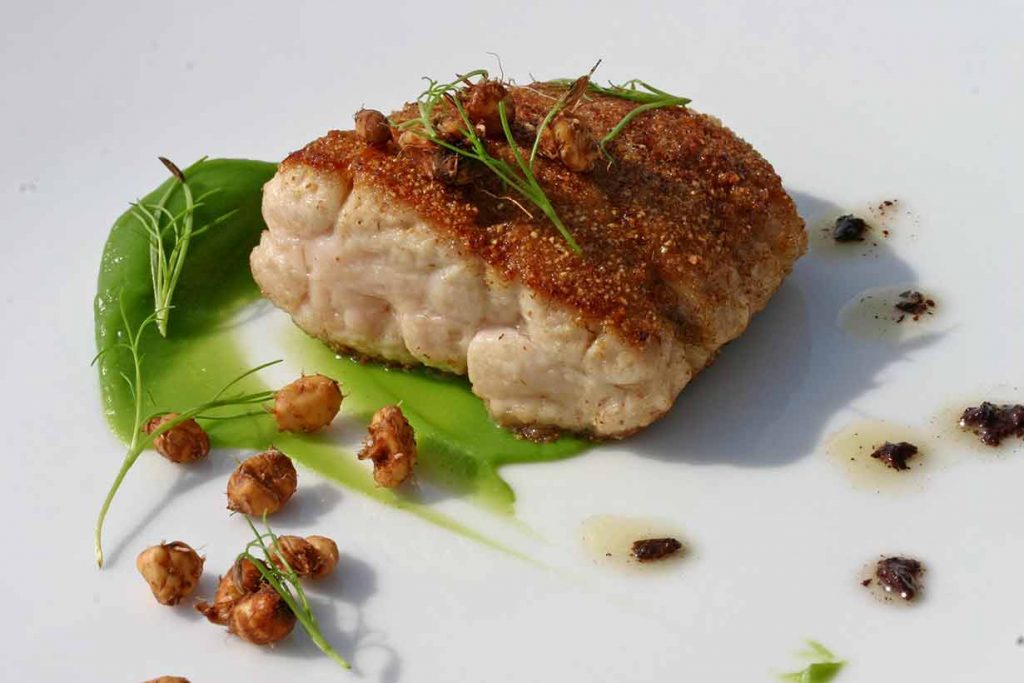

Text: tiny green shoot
xmin=92 ymin=301 xmax=279 ymax=567
xmin=780 ymin=640 xmax=845 ymax=683
xmin=394 ymin=70 xmax=581 ymax=253
xmin=130 ymin=157 xmax=238 ymax=337
xmin=241 ymin=516 xmax=350 ymax=669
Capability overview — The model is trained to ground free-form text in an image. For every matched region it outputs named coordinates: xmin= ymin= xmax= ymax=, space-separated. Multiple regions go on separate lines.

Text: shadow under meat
xmin=629 ymin=190 xmax=943 ymax=467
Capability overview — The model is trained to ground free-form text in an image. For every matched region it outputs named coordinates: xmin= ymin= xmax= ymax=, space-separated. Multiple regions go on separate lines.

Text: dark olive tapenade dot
xmin=832 ymin=214 xmax=869 ymax=242
xmin=631 ymin=537 xmax=683 ymax=562
xmin=870 ymin=441 xmax=919 ymax=470
xmin=894 ymin=290 xmax=935 ymax=319
xmin=874 ymin=556 xmax=924 ymax=602
xmin=960 ymin=402 xmax=1024 ymax=446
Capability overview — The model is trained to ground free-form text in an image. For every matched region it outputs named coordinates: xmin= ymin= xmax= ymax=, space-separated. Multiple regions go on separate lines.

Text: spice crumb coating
xmin=286 ymin=83 xmax=806 ymax=350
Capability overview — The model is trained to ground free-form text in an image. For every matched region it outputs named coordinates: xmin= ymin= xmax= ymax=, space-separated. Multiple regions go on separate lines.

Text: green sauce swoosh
xmin=94 ymin=158 xmax=590 ymax=540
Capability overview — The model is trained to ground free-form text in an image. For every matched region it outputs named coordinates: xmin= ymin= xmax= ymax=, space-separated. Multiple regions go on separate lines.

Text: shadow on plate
xmin=267 ymin=480 xmax=345 ymax=530
xmin=102 ymin=452 xmax=241 ymax=567
xmin=629 ymin=190 xmax=943 ymax=467
xmin=273 ymin=552 xmax=403 ymax=682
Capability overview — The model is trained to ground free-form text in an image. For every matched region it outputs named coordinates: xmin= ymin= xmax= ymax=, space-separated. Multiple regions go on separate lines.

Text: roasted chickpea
xmin=144 ymin=677 xmax=190 ymax=683
xmin=144 ymin=413 xmax=210 ymax=464
xmin=197 ymin=574 xmax=241 ymax=625
xmin=228 ymin=585 xmax=297 ymax=645
xmin=463 ymin=80 xmax=514 ymax=137
xmin=136 ymin=541 xmax=204 ymax=606
xmin=396 ymin=128 xmax=435 ymax=152
xmin=354 ymin=108 xmax=391 ymax=145
xmin=226 ymin=449 xmax=298 ymax=516
xmin=305 ymin=536 xmax=341 ymax=577
xmin=196 ymin=557 xmax=267 ymax=625
xmin=273 ymin=374 xmax=342 ymax=433
xmin=358 ymin=405 xmax=417 ymax=488
xmin=271 ymin=534 xmax=340 ymax=579
xmin=540 ymin=113 xmax=600 ymax=173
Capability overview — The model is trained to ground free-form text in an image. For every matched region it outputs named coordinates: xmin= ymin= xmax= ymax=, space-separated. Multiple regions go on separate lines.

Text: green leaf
xmin=803 ymin=662 xmax=844 ymax=683
xmin=780 ymin=640 xmax=845 ymax=683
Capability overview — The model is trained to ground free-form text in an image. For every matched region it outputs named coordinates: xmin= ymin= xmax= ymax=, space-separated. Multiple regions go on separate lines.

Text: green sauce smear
xmin=94 ymin=158 xmax=590 ymax=541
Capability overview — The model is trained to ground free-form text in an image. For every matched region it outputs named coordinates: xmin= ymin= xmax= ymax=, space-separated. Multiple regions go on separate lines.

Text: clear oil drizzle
xmin=823 ymin=420 xmax=947 ymax=494
xmin=580 ymin=515 xmax=688 ymax=571
xmin=838 ymin=284 xmax=945 ymax=343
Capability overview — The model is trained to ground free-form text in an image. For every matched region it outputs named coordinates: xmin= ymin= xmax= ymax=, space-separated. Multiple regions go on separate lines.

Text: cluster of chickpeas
xmin=354 ymin=77 xmax=603 ymax=186
xmin=136 ymin=373 xmax=419 ymax=678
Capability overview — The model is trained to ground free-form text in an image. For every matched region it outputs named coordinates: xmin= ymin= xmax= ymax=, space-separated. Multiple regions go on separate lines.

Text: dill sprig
xmin=130 ymin=157 xmax=238 ymax=337
xmin=528 ymin=61 xmax=601 ymax=168
xmin=241 ymin=516 xmax=350 ymax=669
xmin=546 ymin=76 xmax=691 ymax=148
xmin=92 ymin=301 xmax=279 ymax=567
xmin=395 ymin=71 xmax=582 ymax=253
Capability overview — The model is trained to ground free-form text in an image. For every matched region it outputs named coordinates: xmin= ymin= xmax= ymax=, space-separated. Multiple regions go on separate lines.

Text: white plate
xmin=3 ymin=2 xmax=1022 ymax=680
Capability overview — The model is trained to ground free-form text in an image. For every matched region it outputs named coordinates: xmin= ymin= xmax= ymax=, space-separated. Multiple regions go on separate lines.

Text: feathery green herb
xmin=92 ymin=302 xmax=279 ymax=567
xmin=528 ymin=61 xmax=602 ymax=168
xmin=131 ymin=157 xmax=238 ymax=337
xmin=780 ymin=640 xmax=845 ymax=683
xmin=395 ymin=71 xmax=581 ymax=253
xmin=241 ymin=516 xmax=350 ymax=669
xmin=547 ymin=76 xmax=691 ymax=149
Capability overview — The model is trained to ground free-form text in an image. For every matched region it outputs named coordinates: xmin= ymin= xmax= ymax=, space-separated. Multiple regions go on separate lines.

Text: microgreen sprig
xmin=528 ymin=61 xmax=601 ymax=169
xmin=92 ymin=302 xmax=279 ymax=567
xmin=395 ymin=71 xmax=582 ymax=253
xmin=547 ymin=76 xmax=691 ymax=149
xmin=130 ymin=157 xmax=238 ymax=337
xmin=241 ymin=516 xmax=350 ymax=669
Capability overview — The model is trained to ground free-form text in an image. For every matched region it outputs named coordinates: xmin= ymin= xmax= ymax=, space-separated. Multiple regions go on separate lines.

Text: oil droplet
xmin=824 ymin=420 xmax=945 ymax=494
xmin=838 ymin=284 xmax=944 ymax=343
xmin=580 ymin=515 xmax=687 ymax=570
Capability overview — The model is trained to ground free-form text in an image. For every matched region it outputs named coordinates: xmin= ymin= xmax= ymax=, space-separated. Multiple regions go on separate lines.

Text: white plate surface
xmin=3 ymin=2 xmax=1023 ymax=680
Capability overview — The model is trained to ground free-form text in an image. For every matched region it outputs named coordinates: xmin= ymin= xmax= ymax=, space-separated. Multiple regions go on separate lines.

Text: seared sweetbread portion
xmin=251 ymin=84 xmax=805 ymax=437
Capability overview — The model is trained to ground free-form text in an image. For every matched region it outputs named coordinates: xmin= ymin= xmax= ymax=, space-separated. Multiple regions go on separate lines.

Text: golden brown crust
xmin=285 ymin=84 xmax=805 ymax=347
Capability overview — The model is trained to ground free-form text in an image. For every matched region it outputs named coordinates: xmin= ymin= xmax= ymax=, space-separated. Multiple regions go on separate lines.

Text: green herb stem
xmin=396 ymin=70 xmax=582 ymax=254
xmin=497 ymin=101 xmax=580 ymax=251
xmin=243 ymin=517 xmax=350 ymax=669
xmin=133 ymin=158 xmax=238 ymax=337
xmin=600 ymin=95 xmax=691 ymax=146
xmin=545 ymin=76 xmax=691 ymax=151
xmin=93 ymin=304 xmax=279 ymax=567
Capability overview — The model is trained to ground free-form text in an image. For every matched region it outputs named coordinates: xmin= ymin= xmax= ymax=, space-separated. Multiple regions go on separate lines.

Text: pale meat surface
xmin=251 ymin=84 xmax=806 ymax=437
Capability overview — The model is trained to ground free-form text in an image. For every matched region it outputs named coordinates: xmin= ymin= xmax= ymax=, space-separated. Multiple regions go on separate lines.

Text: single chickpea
xmin=271 ymin=534 xmax=340 ymax=579
xmin=226 ymin=449 xmax=298 ymax=516
xmin=358 ymin=405 xmax=417 ymax=488
xmin=463 ymin=80 xmax=515 ymax=138
xmin=228 ymin=585 xmax=297 ymax=645
xmin=144 ymin=413 xmax=210 ymax=463
xmin=354 ymin=109 xmax=391 ymax=145
xmin=136 ymin=541 xmax=204 ymax=606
